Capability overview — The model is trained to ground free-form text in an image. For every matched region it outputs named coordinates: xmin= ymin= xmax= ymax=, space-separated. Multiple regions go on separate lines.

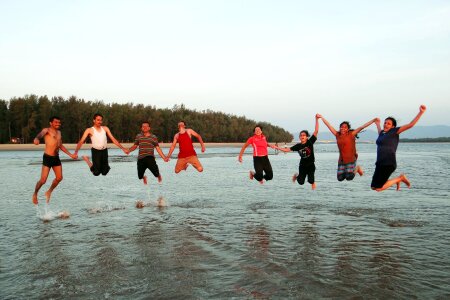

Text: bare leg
xmin=45 ymin=166 xmax=63 ymax=204
xmin=32 ymin=166 xmax=50 ymax=205
xmin=355 ymin=165 xmax=364 ymax=176
xmin=143 ymin=176 xmax=148 ymax=185
xmin=249 ymin=171 xmax=255 ymax=180
xmin=311 ymin=182 xmax=316 ymax=190
xmin=292 ymin=173 xmax=298 ymax=183
xmin=376 ymin=173 xmax=411 ymax=192
xmin=82 ymin=156 xmax=93 ymax=168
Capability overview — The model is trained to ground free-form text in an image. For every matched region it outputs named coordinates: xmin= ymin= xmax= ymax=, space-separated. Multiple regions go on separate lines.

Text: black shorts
xmin=91 ymin=148 xmax=110 ymax=176
xmin=371 ymin=164 xmax=396 ymax=189
xmin=137 ymin=156 xmax=160 ymax=179
xmin=297 ymin=163 xmax=315 ymax=185
xmin=43 ymin=153 xmax=61 ymax=168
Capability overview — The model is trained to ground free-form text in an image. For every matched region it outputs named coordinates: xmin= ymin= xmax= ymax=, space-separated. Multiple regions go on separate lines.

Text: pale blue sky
xmin=1 ymin=0 xmax=449 ymax=132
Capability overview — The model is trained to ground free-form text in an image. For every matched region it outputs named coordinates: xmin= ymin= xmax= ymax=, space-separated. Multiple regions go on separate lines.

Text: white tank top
xmin=91 ymin=126 xmax=107 ymax=150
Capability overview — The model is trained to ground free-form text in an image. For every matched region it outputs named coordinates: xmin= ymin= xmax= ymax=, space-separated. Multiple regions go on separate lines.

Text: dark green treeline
xmin=0 ymin=95 xmax=293 ymax=144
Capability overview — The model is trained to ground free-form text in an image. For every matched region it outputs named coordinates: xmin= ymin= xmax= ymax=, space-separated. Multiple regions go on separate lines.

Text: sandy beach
xmin=0 ymin=143 xmax=245 ymax=151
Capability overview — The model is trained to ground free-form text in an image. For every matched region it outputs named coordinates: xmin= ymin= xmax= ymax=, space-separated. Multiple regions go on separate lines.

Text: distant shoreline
xmin=0 ymin=143 xmax=246 ymax=151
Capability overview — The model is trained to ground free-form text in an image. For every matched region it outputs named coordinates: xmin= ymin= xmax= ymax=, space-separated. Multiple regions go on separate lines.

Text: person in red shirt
xmin=319 ymin=115 xmax=379 ymax=181
xmin=167 ymin=120 xmax=205 ymax=173
xmin=238 ymin=125 xmax=276 ymax=184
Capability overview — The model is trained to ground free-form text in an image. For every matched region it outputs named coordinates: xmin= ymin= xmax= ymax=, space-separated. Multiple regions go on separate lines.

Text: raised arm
xmin=74 ymin=128 xmax=91 ymax=155
xmin=318 ymin=115 xmax=337 ymax=136
xmin=397 ymin=105 xmax=427 ymax=135
xmin=375 ymin=118 xmax=382 ymax=134
xmin=33 ymin=128 xmax=48 ymax=145
xmin=166 ymin=134 xmax=179 ymax=158
xmin=353 ymin=117 xmax=379 ymax=136
xmin=313 ymin=114 xmax=320 ymax=137
xmin=104 ymin=126 xmax=127 ymax=154
xmin=189 ymin=129 xmax=205 ymax=153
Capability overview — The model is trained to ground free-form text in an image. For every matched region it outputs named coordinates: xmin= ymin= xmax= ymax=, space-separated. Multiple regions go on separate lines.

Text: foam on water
xmin=35 ymin=203 xmax=70 ymax=222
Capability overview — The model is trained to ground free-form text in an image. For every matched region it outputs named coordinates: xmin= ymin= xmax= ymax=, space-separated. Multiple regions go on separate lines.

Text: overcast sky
xmin=1 ymin=0 xmax=449 ymax=132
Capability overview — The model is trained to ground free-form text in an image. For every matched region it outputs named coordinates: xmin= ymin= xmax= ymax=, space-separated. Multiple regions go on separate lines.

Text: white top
xmin=91 ymin=126 xmax=107 ymax=150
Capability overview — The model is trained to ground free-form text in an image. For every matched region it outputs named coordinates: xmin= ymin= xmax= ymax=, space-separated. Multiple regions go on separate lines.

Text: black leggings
xmin=253 ymin=156 xmax=273 ymax=182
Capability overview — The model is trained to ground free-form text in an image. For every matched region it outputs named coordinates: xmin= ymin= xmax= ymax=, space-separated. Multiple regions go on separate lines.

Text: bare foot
xmin=32 ymin=193 xmax=38 ymax=205
xmin=292 ymin=173 xmax=298 ymax=183
xmin=259 ymin=180 xmax=264 ymax=185
xmin=143 ymin=176 xmax=148 ymax=185
xmin=311 ymin=182 xmax=316 ymax=190
xmin=356 ymin=165 xmax=364 ymax=176
xmin=45 ymin=190 xmax=51 ymax=204
xmin=401 ymin=174 xmax=411 ymax=188
xmin=249 ymin=171 xmax=255 ymax=180
xmin=136 ymin=200 xmax=145 ymax=209
xmin=157 ymin=175 xmax=162 ymax=183
xmin=82 ymin=155 xmax=93 ymax=168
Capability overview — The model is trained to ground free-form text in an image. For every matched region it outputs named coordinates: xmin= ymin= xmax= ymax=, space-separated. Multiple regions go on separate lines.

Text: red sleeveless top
xmin=178 ymin=132 xmax=196 ymax=158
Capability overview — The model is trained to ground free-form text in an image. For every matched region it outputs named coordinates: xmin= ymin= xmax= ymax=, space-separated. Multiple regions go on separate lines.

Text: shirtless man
xmin=74 ymin=113 xmax=127 ymax=176
xmin=166 ymin=120 xmax=205 ymax=173
xmin=32 ymin=116 xmax=77 ymax=205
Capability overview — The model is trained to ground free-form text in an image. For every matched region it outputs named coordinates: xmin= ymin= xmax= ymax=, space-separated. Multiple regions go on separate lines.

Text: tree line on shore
xmin=0 ymin=95 xmax=293 ymax=144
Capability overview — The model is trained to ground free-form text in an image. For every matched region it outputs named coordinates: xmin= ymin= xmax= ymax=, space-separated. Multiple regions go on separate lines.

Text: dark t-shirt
xmin=290 ymin=135 xmax=317 ymax=166
xmin=376 ymin=127 xmax=399 ymax=166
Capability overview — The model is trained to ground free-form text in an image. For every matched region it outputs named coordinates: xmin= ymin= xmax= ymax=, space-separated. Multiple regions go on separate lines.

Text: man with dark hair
xmin=32 ymin=116 xmax=77 ymax=205
xmin=74 ymin=113 xmax=127 ymax=176
xmin=127 ymin=121 xmax=169 ymax=184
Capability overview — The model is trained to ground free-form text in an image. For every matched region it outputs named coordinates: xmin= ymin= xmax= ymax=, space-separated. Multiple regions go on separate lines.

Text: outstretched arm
xmin=59 ymin=143 xmax=77 ymax=159
xmin=397 ymin=105 xmax=427 ymax=135
xmin=74 ymin=128 xmax=91 ymax=155
xmin=353 ymin=117 xmax=379 ymax=135
xmin=189 ymin=129 xmax=205 ymax=153
xmin=33 ymin=128 xmax=48 ymax=145
xmin=155 ymin=146 xmax=169 ymax=162
xmin=238 ymin=141 xmax=250 ymax=162
xmin=313 ymin=114 xmax=320 ymax=137
xmin=319 ymin=115 xmax=337 ymax=136
xmin=127 ymin=144 xmax=138 ymax=153
xmin=375 ymin=118 xmax=382 ymax=134
xmin=166 ymin=134 xmax=179 ymax=158
xmin=104 ymin=126 xmax=127 ymax=153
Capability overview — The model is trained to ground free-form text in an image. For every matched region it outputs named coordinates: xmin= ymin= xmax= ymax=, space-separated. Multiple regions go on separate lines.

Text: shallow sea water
xmin=1 ymin=143 xmax=449 ymax=299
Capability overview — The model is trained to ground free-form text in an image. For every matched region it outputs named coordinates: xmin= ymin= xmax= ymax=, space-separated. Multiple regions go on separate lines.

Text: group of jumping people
xmin=32 ymin=105 xmax=426 ymax=205
xmin=239 ymin=105 xmax=427 ymax=192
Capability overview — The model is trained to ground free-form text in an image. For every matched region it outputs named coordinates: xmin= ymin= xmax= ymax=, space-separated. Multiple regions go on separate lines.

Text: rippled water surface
xmin=1 ymin=143 xmax=449 ymax=299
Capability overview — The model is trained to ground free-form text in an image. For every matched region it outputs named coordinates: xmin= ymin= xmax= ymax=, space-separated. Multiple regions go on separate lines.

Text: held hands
xmin=316 ymin=113 xmax=322 ymax=119
xmin=70 ymin=153 xmax=78 ymax=160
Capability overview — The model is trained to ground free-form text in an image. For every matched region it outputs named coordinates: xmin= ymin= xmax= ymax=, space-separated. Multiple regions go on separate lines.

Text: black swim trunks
xmin=137 ymin=156 xmax=160 ymax=179
xmin=43 ymin=153 xmax=61 ymax=168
